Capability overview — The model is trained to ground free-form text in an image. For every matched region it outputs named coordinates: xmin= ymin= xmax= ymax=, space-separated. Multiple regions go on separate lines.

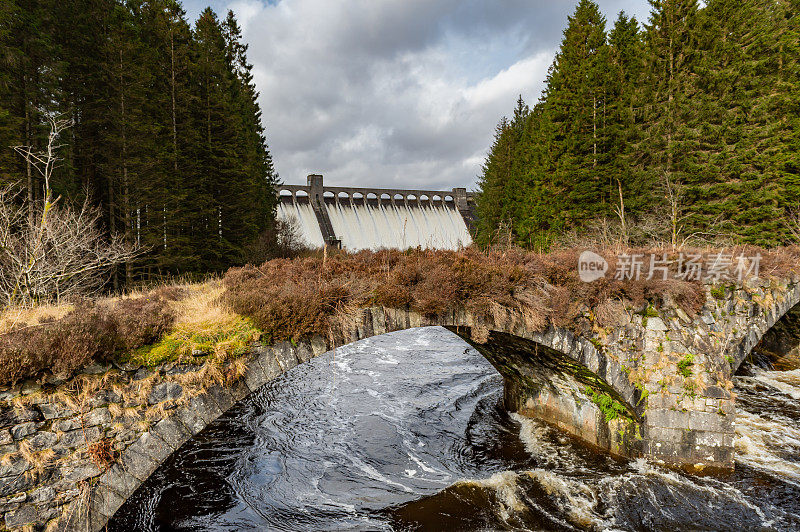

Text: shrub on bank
xmin=0 ymin=294 xmax=175 ymax=385
xmin=221 ymin=246 xmax=796 ymax=343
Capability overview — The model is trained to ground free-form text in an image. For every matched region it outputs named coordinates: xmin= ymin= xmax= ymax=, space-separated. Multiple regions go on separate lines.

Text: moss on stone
xmin=584 ymin=386 xmax=629 ymax=422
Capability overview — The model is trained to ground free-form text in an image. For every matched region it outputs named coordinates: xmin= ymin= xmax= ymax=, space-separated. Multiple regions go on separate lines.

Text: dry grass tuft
xmin=87 ymin=437 xmax=118 ymax=470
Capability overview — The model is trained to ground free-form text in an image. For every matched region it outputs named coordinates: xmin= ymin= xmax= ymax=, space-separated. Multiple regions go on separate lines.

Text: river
xmin=108 ymin=327 xmax=800 ymax=531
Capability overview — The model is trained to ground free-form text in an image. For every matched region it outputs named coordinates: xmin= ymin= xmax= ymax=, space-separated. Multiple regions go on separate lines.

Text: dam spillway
xmin=276 ymin=174 xmax=474 ymax=251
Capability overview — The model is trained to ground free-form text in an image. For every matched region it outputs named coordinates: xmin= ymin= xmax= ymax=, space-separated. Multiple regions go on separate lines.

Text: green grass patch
xmin=126 ymin=317 xmax=261 ymax=368
xmin=677 ymin=353 xmax=695 ymax=378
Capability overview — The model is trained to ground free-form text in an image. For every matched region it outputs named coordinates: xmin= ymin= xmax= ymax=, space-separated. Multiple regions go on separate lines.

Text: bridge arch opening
xmin=739 ymin=294 xmax=800 ymax=372
xmin=323 ymin=191 xmax=335 ymax=199
xmin=366 ymin=192 xmax=378 ymax=200
xmin=337 ymin=192 xmax=349 ymax=199
xmin=85 ymin=308 xmax=645 ymax=530
xmin=380 ymin=193 xmax=391 ymax=200
xmin=295 ymin=190 xmax=309 ymax=198
xmin=352 ymin=192 xmax=364 ymax=200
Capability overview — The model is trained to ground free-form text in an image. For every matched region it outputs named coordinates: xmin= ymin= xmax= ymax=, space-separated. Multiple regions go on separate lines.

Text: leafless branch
xmin=2 ymin=116 xmax=141 ymax=307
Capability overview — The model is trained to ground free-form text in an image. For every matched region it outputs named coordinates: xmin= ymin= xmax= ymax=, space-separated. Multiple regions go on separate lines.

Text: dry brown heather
xmin=1 ymin=245 xmax=799 ymax=387
xmin=0 ymin=289 xmax=179 ymax=385
xmin=221 ymin=245 xmax=800 ymax=342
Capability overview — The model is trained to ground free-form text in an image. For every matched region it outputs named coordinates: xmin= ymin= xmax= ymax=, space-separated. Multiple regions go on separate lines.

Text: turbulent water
xmin=276 ymin=199 xmax=472 ymax=251
xmin=109 ymin=327 xmax=800 ymax=531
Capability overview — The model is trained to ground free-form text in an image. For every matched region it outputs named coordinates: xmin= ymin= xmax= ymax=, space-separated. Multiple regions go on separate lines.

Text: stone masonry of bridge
xmin=1 ymin=276 xmax=799 ymax=530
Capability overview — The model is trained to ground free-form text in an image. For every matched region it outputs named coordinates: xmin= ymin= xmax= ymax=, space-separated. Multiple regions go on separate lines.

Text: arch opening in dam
xmin=276 ymin=174 xmax=475 ymax=251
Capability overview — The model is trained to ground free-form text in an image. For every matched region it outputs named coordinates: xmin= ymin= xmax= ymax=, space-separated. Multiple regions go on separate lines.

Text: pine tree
xmin=538 ymin=0 xmax=609 ymax=228
xmin=606 ymin=12 xmax=647 ymax=215
xmin=475 ymin=117 xmax=512 ymax=246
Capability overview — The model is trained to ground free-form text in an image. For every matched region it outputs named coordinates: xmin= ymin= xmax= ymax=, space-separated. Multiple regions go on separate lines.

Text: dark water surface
xmin=109 ymin=327 xmax=800 ymax=531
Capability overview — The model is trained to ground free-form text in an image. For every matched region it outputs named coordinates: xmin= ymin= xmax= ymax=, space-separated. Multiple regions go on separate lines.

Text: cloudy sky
xmin=184 ymin=0 xmax=650 ymax=191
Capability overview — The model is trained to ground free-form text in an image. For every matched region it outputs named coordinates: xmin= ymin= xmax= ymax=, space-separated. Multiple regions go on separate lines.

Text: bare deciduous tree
xmin=1 ymin=113 xmax=140 ymax=307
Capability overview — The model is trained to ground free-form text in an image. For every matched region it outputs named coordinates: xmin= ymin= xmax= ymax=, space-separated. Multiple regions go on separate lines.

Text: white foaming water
xmin=278 ymin=198 xmax=471 ymax=251
xmin=751 ymin=368 xmax=800 ymax=400
xmin=276 ymin=201 xmax=324 ymax=248
xmin=734 ymin=369 xmax=800 ymax=484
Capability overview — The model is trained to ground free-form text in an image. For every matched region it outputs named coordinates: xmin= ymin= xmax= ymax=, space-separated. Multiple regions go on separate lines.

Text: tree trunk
xmin=171 ymin=33 xmax=178 ymax=173
xmin=120 ymin=49 xmax=133 ymax=286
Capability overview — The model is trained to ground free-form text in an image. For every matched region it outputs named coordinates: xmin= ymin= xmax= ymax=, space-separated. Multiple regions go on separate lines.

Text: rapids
xmin=108 ymin=327 xmax=800 ymax=531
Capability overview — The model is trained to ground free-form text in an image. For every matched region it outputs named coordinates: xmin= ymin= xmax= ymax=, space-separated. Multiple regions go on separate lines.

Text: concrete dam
xmin=276 ymin=174 xmax=475 ymax=251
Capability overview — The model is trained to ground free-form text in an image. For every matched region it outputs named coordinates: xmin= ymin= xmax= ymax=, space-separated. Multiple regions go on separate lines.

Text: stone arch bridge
xmin=2 ymin=277 xmax=800 ymax=530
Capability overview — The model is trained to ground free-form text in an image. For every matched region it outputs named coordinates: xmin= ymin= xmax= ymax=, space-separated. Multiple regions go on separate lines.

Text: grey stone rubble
xmin=0 ymin=276 xmax=797 ymax=530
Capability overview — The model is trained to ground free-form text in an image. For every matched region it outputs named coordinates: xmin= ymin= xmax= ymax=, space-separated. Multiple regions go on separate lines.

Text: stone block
xmin=256 ymin=349 xmax=282 ymax=380
xmin=151 ymin=416 xmax=191 ymax=451
xmin=5 ymin=504 xmax=37 ymax=528
xmin=11 ymin=421 xmax=39 ymax=440
xmin=0 ymin=472 xmax=35 ymax=498
xmin=186 ymin=395 xmax=222 ymax=425
xmin=688 ymin=411 xmax=726 ymax=432
xmin=165 ymin=404 xmax=196 ymax=433
xmin=95 ymin=464 xmax=142 ymax=499
xmin=82 ymin=407 xmax=112 ymax=427
xmin=370 ymin=307 xmax=386 ymax=335
xmin=646 ymin=408 xmax=689 ymax=430
xmin=26 ymin=431 xmax=59 ymax=451
xmin=242 ymin=361 xmax=268 ymax=392
xmin=85 ymin=390 xmax=122 ymax=409
xmin=274 ymin=342 xmax=299 ymax=372
xmin=38 ymin=403 xmax=77 ymax=420
xmin=148 ymin=382 xmax=183 ymax=405
xmin=128 ymin=431 xmax=171 ymax=465
xmin=62 ymin=462 xmax=102 ymax=483
xmin=28 ymin=486 xmax=54 ymax=504
xmin=204 ymin=385 xmax=235 ymax=413
xmin=55 ymin=426 xmax=101 ymax=451
xmin=119 ymin=448 xmax=158 ymax=482
xmin=694 ymin=431 xmax=726 ymax=448
xmin=0 ymin=455 xmax=30 ymax=478
xmin=89 ymin=484 xmax=127 ymax=518
xmin=646 ymin=317 xmax=668 ymax=331
xmin=310 ymin=335 xmax=328 ymax=357
xmin=227 ymin=379 xmax=251 ymax=402
xmin=703 ymin=385 xmax=730 ymax=399
xmin=649 ymin=427 xmax=686 ymax=444
xmin=295 ymin=342 xmax=314 ymax=363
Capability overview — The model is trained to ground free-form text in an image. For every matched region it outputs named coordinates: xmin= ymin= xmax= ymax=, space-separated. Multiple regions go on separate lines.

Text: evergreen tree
xmin=476 ymin=0 xmax=800 ymax=248
xmin=0 ymin=0 xmax=281 ymax=281
xmin=532 ymin=0 xmax=610 ymax=234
